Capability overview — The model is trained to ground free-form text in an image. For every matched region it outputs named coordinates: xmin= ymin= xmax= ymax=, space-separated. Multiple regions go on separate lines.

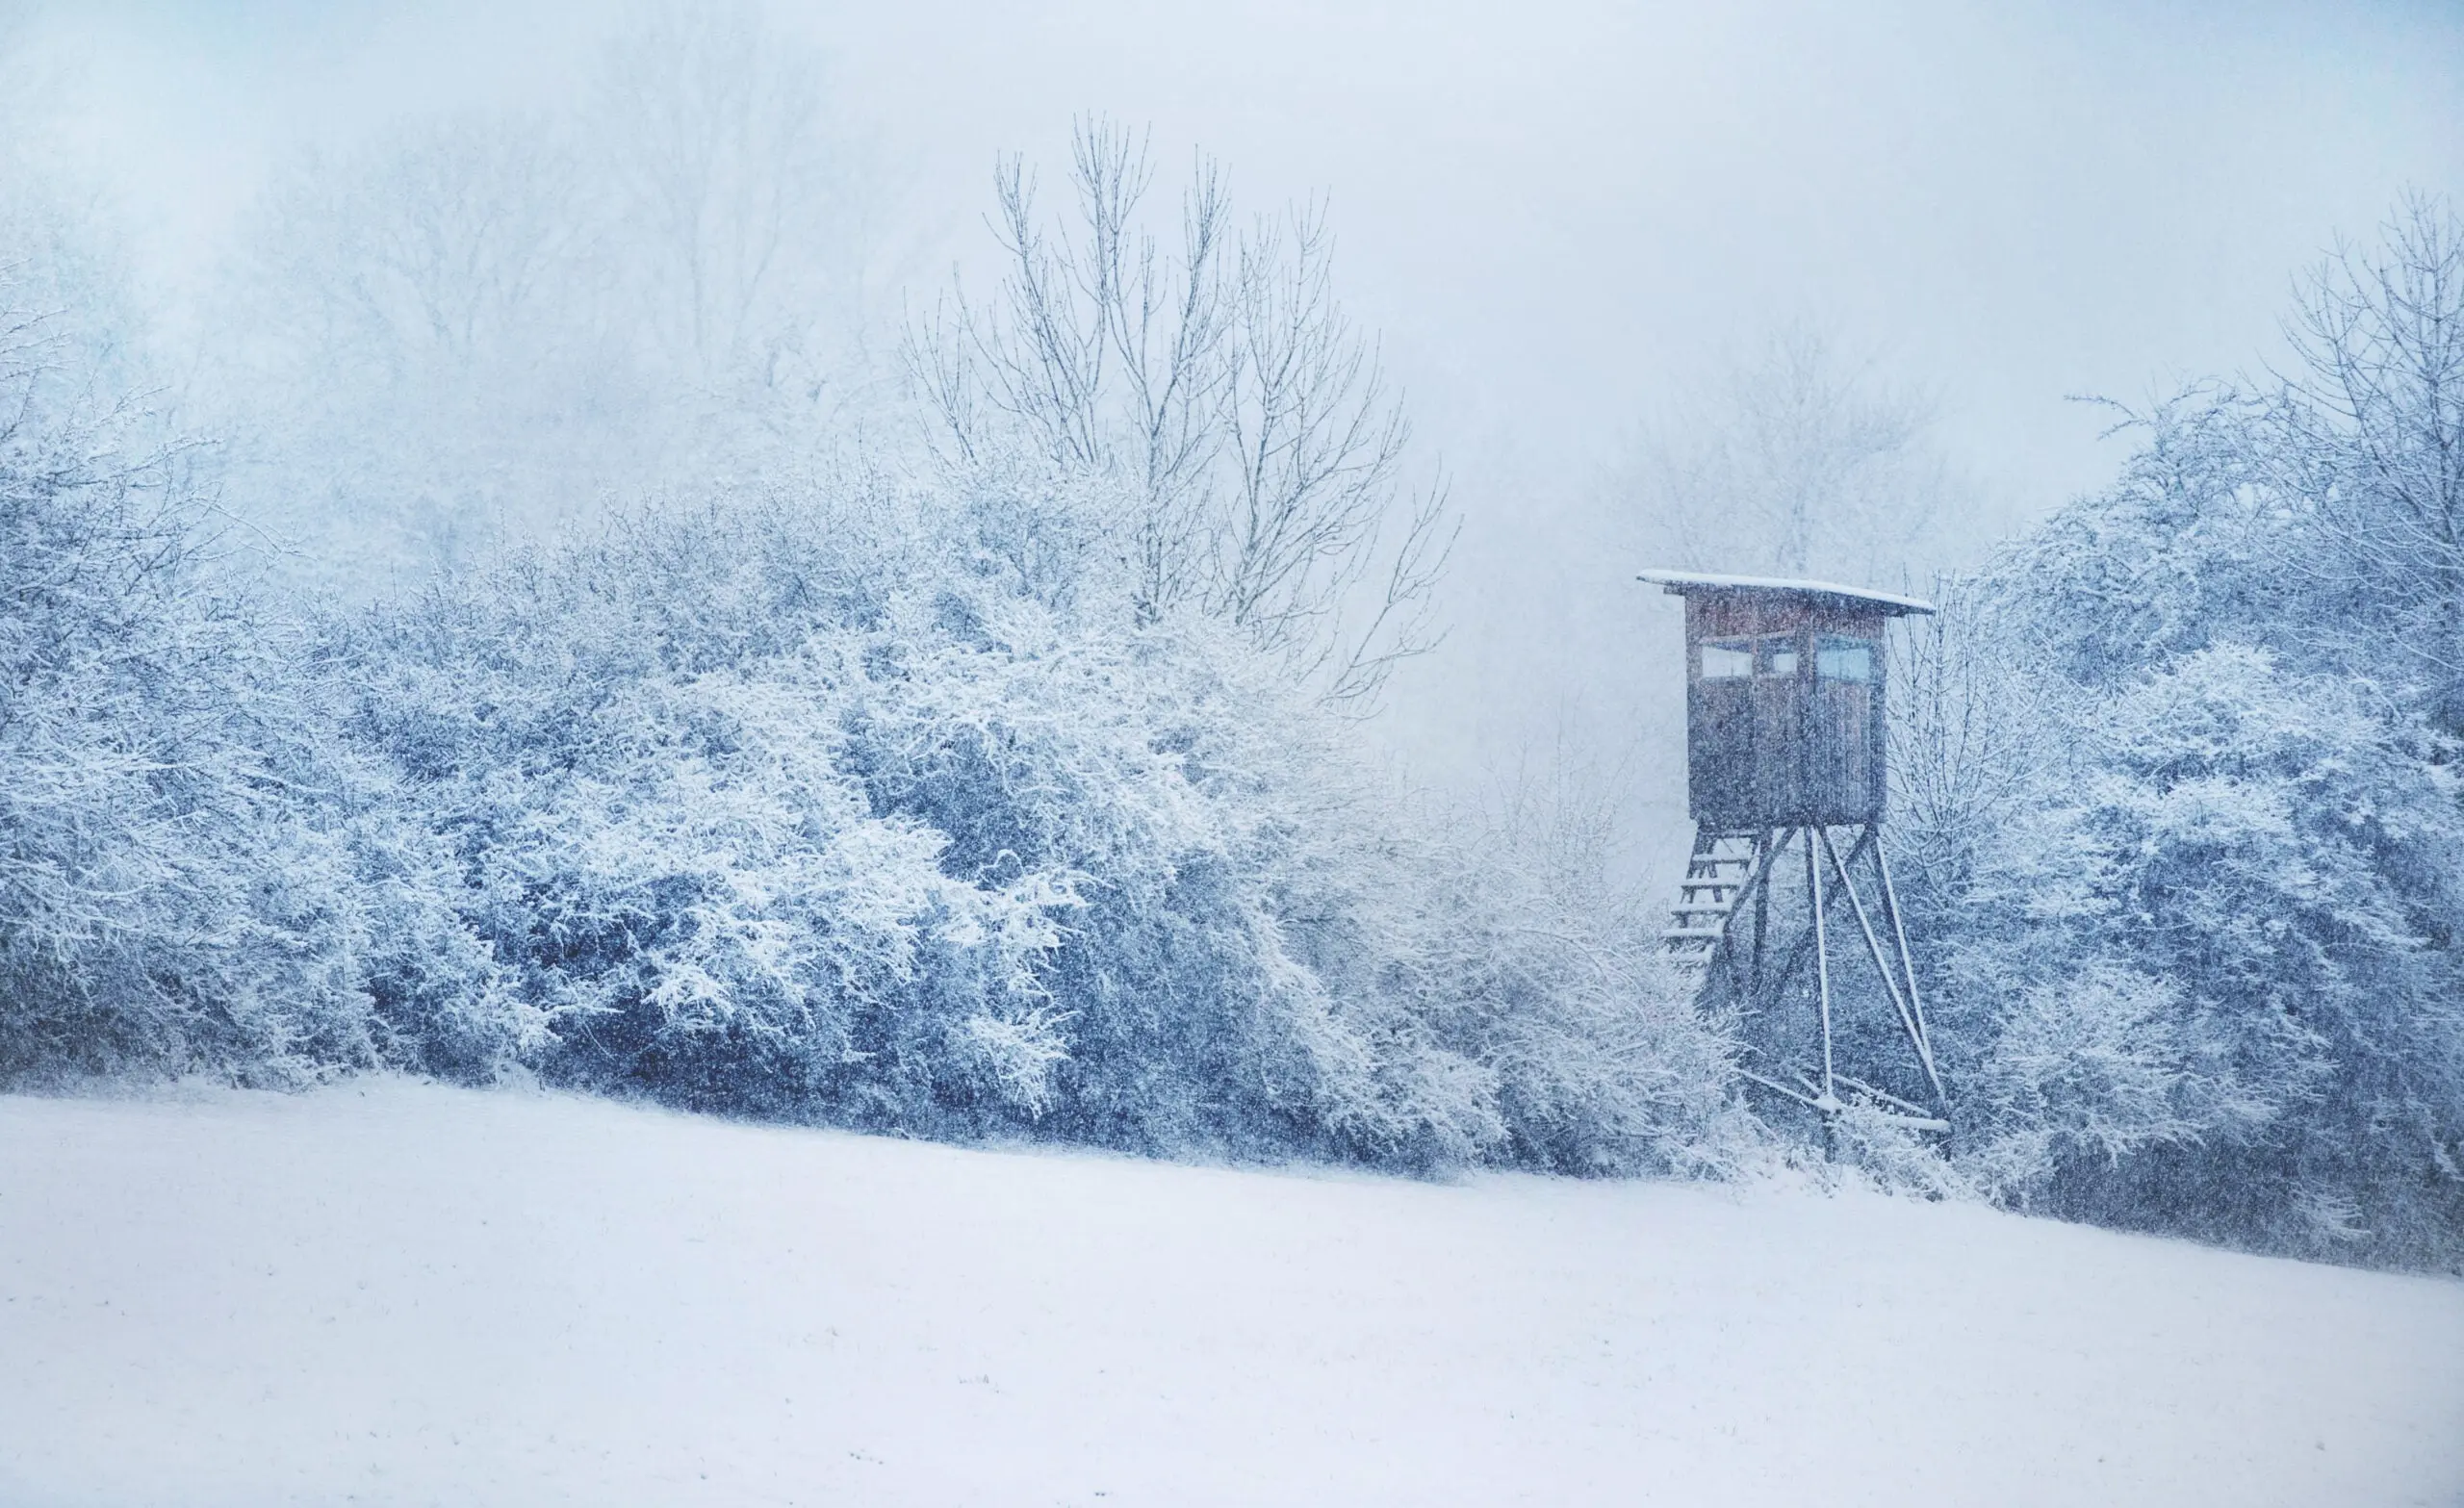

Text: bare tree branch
xmin=906 ymin=118 xmax=1450 ymax=707
xmin=2274 ymin=192 xmax=2464 ymax=716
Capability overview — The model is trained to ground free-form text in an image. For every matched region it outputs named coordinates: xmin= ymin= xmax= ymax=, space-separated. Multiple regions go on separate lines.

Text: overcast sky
xmin=27 ymin=0 xmax=2464 ymax=818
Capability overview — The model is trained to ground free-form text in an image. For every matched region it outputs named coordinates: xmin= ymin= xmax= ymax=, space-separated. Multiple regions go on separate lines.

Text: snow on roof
xmin=1635 ymin=569 xmax=1936 ymax=616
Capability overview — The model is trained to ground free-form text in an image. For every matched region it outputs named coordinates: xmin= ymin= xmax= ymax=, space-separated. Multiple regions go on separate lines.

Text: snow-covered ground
xmin=1 ymin=1083 xmax=2458 ymax=1508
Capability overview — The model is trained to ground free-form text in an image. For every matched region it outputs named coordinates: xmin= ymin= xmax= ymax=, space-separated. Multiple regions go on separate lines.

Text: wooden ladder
xmin=1662 ymin=829 xmax=1764 ymax=958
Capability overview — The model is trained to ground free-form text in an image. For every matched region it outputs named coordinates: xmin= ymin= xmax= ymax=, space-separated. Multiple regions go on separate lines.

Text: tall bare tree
xmin=2278 ymin=193 xmax=2464 ymax=725
xmin=911 ymin=119 xmax=1452 ymax=710
xmin=595 ymin=1 xmax=874 ymax=422
xmin=1620 ymin=325 xmax=1953 ymax=586
xmin=203 ymin=5 xmax=887 ymax=588
xmin=233 ymin=118 xmax=587 ymax=385
xmin=211 ymin=115 xmax=623 ymax=580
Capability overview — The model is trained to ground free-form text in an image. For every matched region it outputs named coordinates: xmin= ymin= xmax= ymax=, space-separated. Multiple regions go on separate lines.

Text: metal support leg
xmin=1806 ymin=826 xmax=1835 ymax=1107
xmin=1750 ymin=829 xmax=1772 ymax=998
xmin=1874 ymin=843 xmax=1938 ymax=1082
xmin=1821 ymin=826 xmax=1945 ymax=1107
xmin=1667 ymin=819 xmax=1945 ymax=1138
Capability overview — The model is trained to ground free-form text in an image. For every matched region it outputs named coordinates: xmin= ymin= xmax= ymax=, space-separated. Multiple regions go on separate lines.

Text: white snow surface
xmin=1 ymin=1082 xmax=2458 ymax=1508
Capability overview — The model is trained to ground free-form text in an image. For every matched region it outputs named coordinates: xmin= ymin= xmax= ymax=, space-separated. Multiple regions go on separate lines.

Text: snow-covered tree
xmin=1930 ymin=646 xmax=2464 ymax=1252
xmin=1899 ymin=243 xmax=2464 ymax=1265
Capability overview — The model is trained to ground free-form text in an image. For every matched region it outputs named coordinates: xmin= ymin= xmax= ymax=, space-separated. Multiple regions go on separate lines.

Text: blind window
xmin=1702 ymin=640 xmax=1753 ymax=678
xmin=1816 ymin=635 xmax=1874 ymax=682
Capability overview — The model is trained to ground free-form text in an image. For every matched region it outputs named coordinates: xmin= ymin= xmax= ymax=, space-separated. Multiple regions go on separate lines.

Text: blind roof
xmin=1635 ymin=569 xmax=1936 ymax=617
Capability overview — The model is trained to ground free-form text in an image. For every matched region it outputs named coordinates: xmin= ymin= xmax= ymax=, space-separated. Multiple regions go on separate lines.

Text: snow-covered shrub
xmin=0 ymin=279 xmax=540 ymax=1089
xmin=329 ymin=469 xmax=1738 ymax=1168
xmin=2015 ymin=648 xmax=2459 ymax=1264
xmin=1362 ymin=776 xmax=1754 ymax=1176
xmin=0 ymin=307 xmax=344 ymax=1081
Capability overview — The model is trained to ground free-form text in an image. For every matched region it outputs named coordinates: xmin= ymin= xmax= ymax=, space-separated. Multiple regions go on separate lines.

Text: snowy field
xmin=2 ymin=1083 xmax=2459 ymax=1508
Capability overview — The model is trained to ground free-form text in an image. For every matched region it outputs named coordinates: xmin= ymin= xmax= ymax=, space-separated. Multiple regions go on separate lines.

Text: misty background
xmin=11 ymin=0 xmax=2464 ymax=866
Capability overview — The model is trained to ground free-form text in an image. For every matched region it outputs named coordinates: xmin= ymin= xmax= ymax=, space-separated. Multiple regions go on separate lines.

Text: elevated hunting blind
xmin=1659 ymin=572 xmax=1929 ymax=827
xmin=1638 ymin=570 xmax=1947 ymax=1133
